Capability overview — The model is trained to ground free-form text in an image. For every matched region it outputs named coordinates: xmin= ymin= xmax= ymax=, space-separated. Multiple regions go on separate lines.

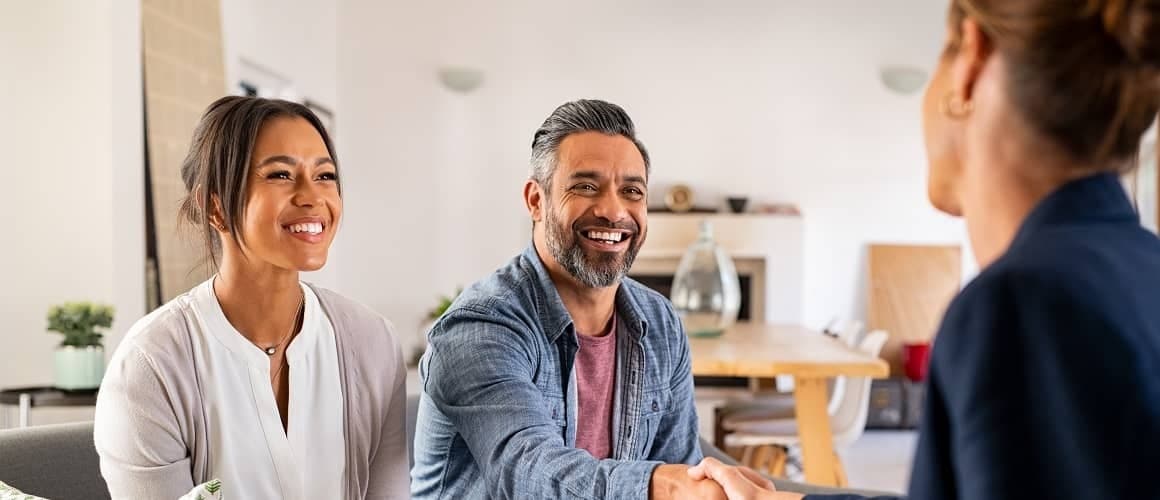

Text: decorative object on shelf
xmin=46 ymin=302 xmax=114 ymax=390
xmin=664 ymin=184 xmax=695 ymax=213
xmin=670 ymin=221 xmax=742 ymax=338
xmin=726 ymin=196 xmax=749 ymax=214
xmin=412 ymin=287 xmax=462 ymax=366
xmin=650 ymin=206 xmax=719 ymax=214
xmin=753 ymin=203 xmax=802 ymax=216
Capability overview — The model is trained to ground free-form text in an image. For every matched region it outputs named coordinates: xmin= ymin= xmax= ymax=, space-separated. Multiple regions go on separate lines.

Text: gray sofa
xmin=0 ymin=421 xmax=109 ymax=500
xmin=0 ymin=395 xmax=891 ymax=499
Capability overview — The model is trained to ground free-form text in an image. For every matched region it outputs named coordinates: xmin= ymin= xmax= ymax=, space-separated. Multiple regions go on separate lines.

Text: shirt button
xmin=552 ymin=409 xmax=557 ymax=418
xmin=652 ymin=401 xmax=659 ymax=412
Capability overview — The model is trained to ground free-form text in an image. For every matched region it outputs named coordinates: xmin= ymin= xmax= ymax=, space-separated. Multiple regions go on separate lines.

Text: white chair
xmin=771 ymin=318 xmax=863 ymax=395
xmin=824 ymin=317 xmax=865 ymax=346
xmin=723 ymin=330 xmax=889 ymax=485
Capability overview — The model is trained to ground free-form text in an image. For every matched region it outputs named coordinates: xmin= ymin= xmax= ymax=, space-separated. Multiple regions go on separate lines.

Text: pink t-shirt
xmin=574 ymin=315 xmax=618 ymax=459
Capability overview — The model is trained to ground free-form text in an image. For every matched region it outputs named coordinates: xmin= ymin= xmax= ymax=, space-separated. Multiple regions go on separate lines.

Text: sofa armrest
xmin=0 ymin=422 xmax=110 ymax=500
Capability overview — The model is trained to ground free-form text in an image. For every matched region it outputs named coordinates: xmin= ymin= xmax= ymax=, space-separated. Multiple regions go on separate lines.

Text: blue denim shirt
xmin=411 ymin=245 xmax=703 ymax=499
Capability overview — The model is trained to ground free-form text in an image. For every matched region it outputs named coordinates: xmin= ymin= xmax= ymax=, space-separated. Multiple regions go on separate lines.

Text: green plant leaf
xmin=46 ymin=301 xmax=115 ymax=347
xmin=426 ymin=287 xmax=462 ymax=320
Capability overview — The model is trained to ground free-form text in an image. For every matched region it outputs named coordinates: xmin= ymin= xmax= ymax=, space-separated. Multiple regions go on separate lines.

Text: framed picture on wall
xmin=304 ymin=99 xmax=335 ymax=142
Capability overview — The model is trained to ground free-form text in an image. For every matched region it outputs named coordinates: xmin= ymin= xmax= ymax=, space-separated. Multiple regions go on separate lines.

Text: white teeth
xmin=289 ymin=223 xmax=323 ymax=235
xmin=586 ymin=231 xmax=624 ymax=242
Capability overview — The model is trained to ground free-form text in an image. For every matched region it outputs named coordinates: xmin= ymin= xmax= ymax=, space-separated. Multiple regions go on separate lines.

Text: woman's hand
xmin=687 ymin=458 xmax=805 ymax=500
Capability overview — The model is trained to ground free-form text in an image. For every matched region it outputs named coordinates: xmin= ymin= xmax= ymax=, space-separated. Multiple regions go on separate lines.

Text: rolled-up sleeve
xmin=94 ymin=345 xmax=195 ymax=499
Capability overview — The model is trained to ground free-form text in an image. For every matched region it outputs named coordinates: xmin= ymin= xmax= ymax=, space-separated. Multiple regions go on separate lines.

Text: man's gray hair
xmin=529 ymin=99 xmax=651 ymax=187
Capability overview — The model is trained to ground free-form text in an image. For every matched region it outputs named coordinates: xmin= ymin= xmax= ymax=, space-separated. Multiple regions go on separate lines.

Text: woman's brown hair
xmin=177 ymin=95 xmax=340 ymax=270
xmin=947 ymin=0 xmax=1160 ymax=170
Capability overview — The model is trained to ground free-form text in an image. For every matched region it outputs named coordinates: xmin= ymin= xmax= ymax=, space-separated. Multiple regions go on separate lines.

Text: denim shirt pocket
xmin=637 ymin=387 xmax=673 ymax=458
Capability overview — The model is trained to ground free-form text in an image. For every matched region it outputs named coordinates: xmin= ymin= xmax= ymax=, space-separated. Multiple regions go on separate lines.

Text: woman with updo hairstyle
xmin=93 ymin=96 xmax=409 ymax=499
xmin=687 ymin=1 xmax=1160 ymax=498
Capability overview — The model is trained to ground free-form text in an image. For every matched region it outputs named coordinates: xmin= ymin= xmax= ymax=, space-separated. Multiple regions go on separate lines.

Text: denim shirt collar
xmin=520 ymin=243 xmax=650 ymax=344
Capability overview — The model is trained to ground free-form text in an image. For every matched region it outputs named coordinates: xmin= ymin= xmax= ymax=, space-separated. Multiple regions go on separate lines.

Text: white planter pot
xmin=54 ymin=346 xmax=105 ymax=390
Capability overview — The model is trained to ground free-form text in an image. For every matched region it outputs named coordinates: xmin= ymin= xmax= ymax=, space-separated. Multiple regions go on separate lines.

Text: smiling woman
xmin=178 ymin=98 xmax=342 ymax=273
xmin=93 ymin=96 xmax=409 ymax=500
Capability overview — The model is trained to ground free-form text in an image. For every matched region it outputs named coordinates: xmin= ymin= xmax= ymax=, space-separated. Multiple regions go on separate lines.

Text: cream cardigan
xmin=93 ymin=284 xmax=409 ymax=499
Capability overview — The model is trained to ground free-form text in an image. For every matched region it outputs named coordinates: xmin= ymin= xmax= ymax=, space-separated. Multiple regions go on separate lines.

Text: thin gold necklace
xmin=264 ymin=293 xmax=304 ymax=356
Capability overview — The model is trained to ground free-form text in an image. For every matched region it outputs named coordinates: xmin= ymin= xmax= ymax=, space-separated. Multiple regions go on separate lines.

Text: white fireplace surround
xmin=630 ymin=213 xmax=804 ymax=324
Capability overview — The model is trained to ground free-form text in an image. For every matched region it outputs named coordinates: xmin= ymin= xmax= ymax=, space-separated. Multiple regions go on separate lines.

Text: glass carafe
xmin=670 ymin=220 xmax=741 ymax=337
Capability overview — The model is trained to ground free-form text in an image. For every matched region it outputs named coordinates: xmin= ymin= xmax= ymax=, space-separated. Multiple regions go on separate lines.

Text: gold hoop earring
xmin=940 ymin=91 xmax=974 ymax=119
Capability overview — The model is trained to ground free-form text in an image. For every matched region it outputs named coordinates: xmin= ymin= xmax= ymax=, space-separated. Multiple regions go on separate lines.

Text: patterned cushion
xmin=0 ymin=480 xmax=49 ymax=500
xmin=179 ymin=479 xmax=224 ymax=500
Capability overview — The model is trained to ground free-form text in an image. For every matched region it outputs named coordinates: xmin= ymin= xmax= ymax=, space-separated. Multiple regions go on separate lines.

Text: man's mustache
xmin=571 ymin=217 xmax=640 ymax=234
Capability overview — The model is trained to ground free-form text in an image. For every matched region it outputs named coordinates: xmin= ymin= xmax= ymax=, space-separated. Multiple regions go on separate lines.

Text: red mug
xmin=903 ymin=342 xmax=931 ymax=382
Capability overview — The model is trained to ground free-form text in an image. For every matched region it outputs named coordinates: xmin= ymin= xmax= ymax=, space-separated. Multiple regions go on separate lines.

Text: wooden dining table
xmin=689 ymin=322 xmax=890 ymax=487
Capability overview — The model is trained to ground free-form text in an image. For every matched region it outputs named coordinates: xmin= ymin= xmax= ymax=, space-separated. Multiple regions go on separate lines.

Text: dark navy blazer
xmin=812 ymin=173 xmax=1160 ymax=499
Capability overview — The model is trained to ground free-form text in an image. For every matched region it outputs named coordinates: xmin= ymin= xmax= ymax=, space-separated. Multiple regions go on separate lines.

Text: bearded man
xmin=410 ymin=99 xmax=724 ymax=500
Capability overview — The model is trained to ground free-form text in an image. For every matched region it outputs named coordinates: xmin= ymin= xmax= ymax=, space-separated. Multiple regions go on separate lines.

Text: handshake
xmin=652 ymin=458 xmax=805 ymax=500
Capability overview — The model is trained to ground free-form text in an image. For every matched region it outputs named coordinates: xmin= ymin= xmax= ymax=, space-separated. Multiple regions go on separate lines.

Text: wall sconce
xmin=879 ymin=65 xmax=928 ymax=96
xmin=438 ymin=66 xmax=485 ymax=93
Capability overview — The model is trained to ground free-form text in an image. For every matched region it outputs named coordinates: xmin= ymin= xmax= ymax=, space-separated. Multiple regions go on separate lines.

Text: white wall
xmin=221 ymin=0 xmax=338 ymax=107
xmin=0 ymin=1 xmax=144 ymax=392
xmin=220 ymin=0 xmax=342 ymax=288
xmin=335 ymin=1 xmax=973 ymax=351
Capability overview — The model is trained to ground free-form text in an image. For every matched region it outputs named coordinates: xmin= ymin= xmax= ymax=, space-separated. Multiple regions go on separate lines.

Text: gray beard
xmin=544 ymin=208 xmax=638 ymax=289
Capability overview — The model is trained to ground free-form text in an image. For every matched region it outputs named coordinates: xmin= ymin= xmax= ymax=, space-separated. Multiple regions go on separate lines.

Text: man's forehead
xmin=556 ymin=133 xmax=647 ymax=178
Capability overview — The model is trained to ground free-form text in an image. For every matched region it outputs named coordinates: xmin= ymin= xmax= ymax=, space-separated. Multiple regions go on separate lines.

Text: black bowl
xmin=726 ymin=197 xmax=748 ymax=214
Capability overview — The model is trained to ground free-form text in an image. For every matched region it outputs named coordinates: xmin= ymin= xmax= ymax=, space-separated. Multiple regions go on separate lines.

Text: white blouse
xmin=187 ymin=278 xmax=346 ymax=500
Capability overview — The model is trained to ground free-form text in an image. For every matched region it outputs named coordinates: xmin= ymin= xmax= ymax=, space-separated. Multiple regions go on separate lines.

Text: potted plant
xmin=427 ymin=288 xmax=461 ymax=323
xmin=409 ymin=288 xmax=461 ymax=366
xmin=46 ymin=302 xmax=114 ymax=390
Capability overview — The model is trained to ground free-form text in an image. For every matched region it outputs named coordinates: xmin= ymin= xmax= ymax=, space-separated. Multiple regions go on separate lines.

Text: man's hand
xmin=650 ymin=464 xmax=728 ymax=500
xmin=687 ymin=458 xmax=805 ymax=500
